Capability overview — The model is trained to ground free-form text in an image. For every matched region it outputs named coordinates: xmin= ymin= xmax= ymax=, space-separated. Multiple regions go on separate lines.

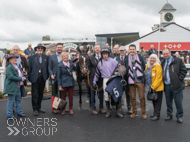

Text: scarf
xmin=12 ymin=64 xmax=23 ymax=89
xmin=17 ymin=55 xmax=22 ymax=69
xmin=128 ymin=53 xmax=143 ymax=84
xmin=63 ymin=61 xmax=70 ymax=71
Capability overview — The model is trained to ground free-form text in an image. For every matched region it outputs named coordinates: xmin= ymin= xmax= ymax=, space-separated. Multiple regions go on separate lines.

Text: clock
xmin=164 ymin=13 xmax=173 ymax=22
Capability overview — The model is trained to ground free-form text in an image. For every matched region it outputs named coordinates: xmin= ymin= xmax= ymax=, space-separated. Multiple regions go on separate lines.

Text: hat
xmin=141 ymin=47 xmax=144 ymax=49
xmin=7 ymin=54 xmax=18 ymax=62
xmin=28 ymin=43 xmax=32 ymax=46
xmin=119 ymin=46 xmax=126 ymax=51
xmin=34 ymin=43 xmax=46 ymax=51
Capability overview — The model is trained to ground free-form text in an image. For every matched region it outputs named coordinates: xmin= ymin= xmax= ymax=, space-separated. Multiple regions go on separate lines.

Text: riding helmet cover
xmin=101 ymin=48 xmax=110 ymax=56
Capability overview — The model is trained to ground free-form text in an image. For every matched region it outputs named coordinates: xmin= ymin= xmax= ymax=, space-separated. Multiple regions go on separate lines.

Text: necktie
xmin=132 ymin=56 xmax=135 ymax=63
xmin=98 ymin=55 xmax=100 ymax=61
xmin=39 ymin=56 xmax=42 ymax=63
xmin=121 ymin=57 xmax=123 ymax=65
xmin=164 ymin=60 xmax=169 ymax=81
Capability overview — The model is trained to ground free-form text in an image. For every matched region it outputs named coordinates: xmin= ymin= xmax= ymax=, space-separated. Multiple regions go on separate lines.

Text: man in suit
xmin=28 ymin=43 xmax=49 ymax=116
xmin=88 ymin=44 xmax=106 ymax=115
xmin=110 ymin=44 xmax=120 ymax=58
xmin=115 ymin=46 xmax=132 ymax=114
xmin=161 ymin=48 xmax=187 ymax=123
xmin=124 ymin=44 xmax=147 ymax=119
xmin=48 ymin=43 xmax=63 ymax=113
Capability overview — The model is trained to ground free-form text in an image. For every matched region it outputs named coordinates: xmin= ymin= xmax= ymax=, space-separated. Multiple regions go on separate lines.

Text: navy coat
xmin=28 ymin=54 xmax=49 ymax=83
xmin=57 ymin=60 xmax=76 ymax=88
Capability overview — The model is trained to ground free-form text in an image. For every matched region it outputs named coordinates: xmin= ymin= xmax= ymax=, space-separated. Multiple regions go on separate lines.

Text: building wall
xmin=125 ymin=24 xmax=190 ymax=51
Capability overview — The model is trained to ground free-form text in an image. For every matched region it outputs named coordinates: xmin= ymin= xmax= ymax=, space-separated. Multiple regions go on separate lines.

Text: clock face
xmin=164 ymin=13 xmax=173 ymax=22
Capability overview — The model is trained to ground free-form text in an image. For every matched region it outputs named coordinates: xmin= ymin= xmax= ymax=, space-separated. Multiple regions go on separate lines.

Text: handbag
xmin=147 ymin=88 xmax=158 ymax=101
xmin=53 ymin=91 xmax=67 ymax=111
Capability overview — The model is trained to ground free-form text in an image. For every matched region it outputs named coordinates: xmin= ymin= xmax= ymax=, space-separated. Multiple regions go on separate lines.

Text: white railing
xmin=0 ymin=66 xmax=49 ymax=92
xmin=0 ymin=64 xmax=190 ymax=92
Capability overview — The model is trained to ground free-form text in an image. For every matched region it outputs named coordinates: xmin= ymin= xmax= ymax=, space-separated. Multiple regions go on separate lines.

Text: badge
xmin=39 ymin=70 xmax=41 ymax=73
xmin=133 ymin=67 xmax=136 ymax=70
xmin=152 ymin=73 xmax=155 ymax=76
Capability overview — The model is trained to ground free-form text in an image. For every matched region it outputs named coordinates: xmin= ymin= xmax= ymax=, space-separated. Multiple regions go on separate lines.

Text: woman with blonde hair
xmin=57 ymin=52 xmax=76 ymax=115
xmin=144 ymin=54 xmax=164 ymax=121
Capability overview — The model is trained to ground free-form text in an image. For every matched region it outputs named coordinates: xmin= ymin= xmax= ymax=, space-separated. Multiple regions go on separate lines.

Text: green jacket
xmin=139 ymin=50 xmax=146 ymax=58
xmin=4 ymin=64 xmax=22 ymax=95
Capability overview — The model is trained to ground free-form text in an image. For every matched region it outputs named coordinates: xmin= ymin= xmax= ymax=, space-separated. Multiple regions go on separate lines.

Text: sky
xmin=0 ymin=0 xmax=189 ymax=50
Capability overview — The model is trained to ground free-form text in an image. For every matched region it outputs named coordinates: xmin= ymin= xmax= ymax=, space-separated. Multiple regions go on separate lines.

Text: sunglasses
xmin=37 ymin=47 xmax=43 ymax=49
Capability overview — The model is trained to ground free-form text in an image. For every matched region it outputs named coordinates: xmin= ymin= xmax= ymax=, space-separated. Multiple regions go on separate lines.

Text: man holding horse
xmin=93 ymin=48 xmax=124 ymax=118
xmin=88 ymin=44 xmax=106 ymax=115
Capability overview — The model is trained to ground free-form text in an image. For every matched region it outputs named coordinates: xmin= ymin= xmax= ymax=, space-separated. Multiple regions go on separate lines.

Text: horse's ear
xmin=77 ymin=46 xmax=81 ymax=53
xmin=86 ymin=46 xmax=90 ymax=53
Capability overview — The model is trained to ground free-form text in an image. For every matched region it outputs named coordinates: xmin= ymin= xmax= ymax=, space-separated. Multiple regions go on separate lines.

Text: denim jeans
xmin=164 ymin=84 xmax=183 ymax=118
xmin=90 ymin=80 xmax=104 ymax=110
xmin=7 ymin=89 xmax=23 ymax=119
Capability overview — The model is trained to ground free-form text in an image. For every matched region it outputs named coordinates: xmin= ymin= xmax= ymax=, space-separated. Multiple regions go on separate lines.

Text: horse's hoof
xmin=78 ymin=106 xmax=82 ymax=110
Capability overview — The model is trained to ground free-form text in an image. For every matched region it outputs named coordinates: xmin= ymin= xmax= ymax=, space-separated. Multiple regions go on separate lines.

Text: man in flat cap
xmin=115 ymin=46 xmax=132 ymax=114
xmin=28 ymin=43 xmax=49 ymax=116
xmin=24 ymin=43 xmax=35 ymax=58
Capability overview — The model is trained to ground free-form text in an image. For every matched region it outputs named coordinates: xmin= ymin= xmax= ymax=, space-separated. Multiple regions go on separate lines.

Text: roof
xmin=159 ymin=3 xmax=176 ymax=13
xmin=95 ymin=32 xmax=139 ymax=37
xmin=125 ymin=22 xmax=190 ymax=46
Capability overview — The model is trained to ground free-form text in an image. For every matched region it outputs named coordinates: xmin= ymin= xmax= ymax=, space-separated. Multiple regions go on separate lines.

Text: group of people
xmin=4 ymin=42 xmax=187 ymax=124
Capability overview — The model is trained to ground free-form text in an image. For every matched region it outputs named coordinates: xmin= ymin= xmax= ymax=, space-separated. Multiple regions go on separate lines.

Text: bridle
xmin=79 ymin=55 xmax=89 ymax=75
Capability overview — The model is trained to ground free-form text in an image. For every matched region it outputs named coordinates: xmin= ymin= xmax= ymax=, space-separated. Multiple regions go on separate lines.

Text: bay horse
xmin=76 ymin=47 xmax=91 ymax=110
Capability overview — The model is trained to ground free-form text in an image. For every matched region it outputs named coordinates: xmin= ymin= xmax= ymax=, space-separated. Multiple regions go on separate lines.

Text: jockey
xmin=93 ymin=48 xmax=124 ymax=118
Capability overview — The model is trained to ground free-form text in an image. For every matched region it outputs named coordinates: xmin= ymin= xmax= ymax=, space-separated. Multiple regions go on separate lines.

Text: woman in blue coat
xmin=57 ymin=52 xmax=76 ymax=115
xmin=4 ymin=54 xmax=26 ymax=119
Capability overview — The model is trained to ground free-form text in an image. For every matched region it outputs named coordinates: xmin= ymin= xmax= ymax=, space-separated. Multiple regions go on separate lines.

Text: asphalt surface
xmin=1 ymin=88 xmax=190 ymax=142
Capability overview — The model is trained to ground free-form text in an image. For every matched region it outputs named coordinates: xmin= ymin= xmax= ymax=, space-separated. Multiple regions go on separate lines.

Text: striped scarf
xmin=128 ymin=53 xmax=143 ymax=84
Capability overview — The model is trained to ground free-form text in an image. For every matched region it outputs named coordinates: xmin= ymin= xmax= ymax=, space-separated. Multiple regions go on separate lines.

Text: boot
xmin=116 ymin=102 xmax=124 ymax=118
xmin=105 ymin=101 xmax=111 ymax=118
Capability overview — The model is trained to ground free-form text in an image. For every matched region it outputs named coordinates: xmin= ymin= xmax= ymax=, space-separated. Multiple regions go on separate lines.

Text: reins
xmin=87 ymin=73 xmax=103 ymax=92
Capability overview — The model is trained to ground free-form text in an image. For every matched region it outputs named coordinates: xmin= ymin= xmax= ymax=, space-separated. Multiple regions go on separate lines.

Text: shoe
xmin=150 ymin=114 xmax=154 ymax=118
xmin=69 ymin=110 xmax=74 ymax=115
xmin=142 ymin=113 xmax=147 ymax=119
xmin=92 ymin=110 xmax=98 ymax=115
xmin=61 ymin=109 xmax=66 ymax=115
xmin=177 ymin=117 xmax=183 ymax=123
xmin=18 ymin=114 xmax=26 ymax=117
xmin=34 ymin=110 xmax=38 ymax=116
xmin=165 ymin=116 xmax=172 ymax=121
xmin=130 ymin=112 xmax=138 ymax=118
xmin=151 ymin=116 xmax=159 ymax=121
xmin=99 ymin=109 xmax=106 ymax=114
xmin=105 ymin=112 xmax=111 ymax=118
xmin=52 ymin=110 xmax=59 ymax=114
xmin=127 ymin=109 xmax=133 ymax=114
xmin=38 ymin=109 xmax=45 ymax=113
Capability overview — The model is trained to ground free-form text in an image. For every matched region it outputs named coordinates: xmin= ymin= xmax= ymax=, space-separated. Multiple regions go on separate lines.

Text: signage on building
xmin=63 ymin=43 xmax=78 ymax=50
xmin=140 ymin=42 xmax=190 ymax=51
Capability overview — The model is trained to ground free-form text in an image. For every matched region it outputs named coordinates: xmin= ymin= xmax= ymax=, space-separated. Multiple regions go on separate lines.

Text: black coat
xmin=28 ymin=54 xmax=49 ymax=83
xmin=148 ymin=48 xmax=158 ymax=56
xmin=124 ymin=54 xmax=146 ymax=83
xmin=48 ymin=53 xmax=59 ymax=82
xmin=88 ymin=53 xmax=100 ymax=80
xmin=161 ymin=55 xmax=187 ymax=91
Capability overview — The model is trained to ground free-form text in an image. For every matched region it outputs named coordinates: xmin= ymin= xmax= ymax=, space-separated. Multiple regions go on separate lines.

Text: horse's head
xmin=77 ymin=46 xmax=90 ymax=76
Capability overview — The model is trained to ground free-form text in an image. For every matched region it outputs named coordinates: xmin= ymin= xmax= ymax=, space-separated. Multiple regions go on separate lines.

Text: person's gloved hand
xmin=93 ymin=83 xmax=97 ymax=88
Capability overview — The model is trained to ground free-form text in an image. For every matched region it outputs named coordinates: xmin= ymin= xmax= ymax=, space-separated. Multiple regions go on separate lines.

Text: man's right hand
xmin=51 ymin=74 xmax=55 ymax=80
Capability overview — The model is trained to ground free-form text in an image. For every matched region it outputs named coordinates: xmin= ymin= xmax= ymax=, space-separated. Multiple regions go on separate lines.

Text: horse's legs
xmin=77 ymin=79 xmax=82 ymax=110
xmin=85 ymin=79 xmax=91 ymax=111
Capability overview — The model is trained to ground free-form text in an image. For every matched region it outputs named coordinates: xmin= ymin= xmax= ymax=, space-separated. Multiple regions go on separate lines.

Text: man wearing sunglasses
xmin=28 ymin=43 xmax=49 ymax=116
